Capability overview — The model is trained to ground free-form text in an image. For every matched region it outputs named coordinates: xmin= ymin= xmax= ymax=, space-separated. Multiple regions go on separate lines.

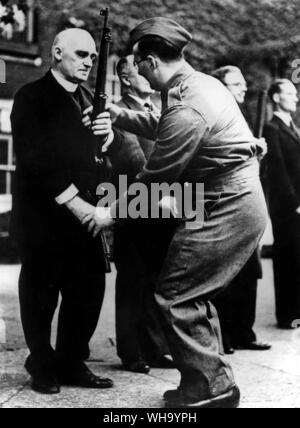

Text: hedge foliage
xmin=4 ymin=1 xmax=300 ymax=121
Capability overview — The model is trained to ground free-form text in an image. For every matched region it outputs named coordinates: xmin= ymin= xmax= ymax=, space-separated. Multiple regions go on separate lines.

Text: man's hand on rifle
xmin=106 ymin=102 xmax=122 ymax=124
xmin=159 ymin=196 xmax=179 ymax=218
xmin=82 ymin=207 xmax=114 ymax=238
xmin=82 ymin=107 xmax=114 ymax=152
xmin=65 ymin=196 xmax=96 ymax=225
xmin=256 ymin=137 xmax=268 ymax=158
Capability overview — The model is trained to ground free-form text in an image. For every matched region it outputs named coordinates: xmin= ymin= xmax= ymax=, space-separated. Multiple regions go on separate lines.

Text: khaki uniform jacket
xmin=114 ymin=62 xmax=259 ymax=187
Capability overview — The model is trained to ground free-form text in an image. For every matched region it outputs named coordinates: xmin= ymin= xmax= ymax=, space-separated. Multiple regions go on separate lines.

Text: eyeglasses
xmin=133 ymin=56 xmax=149 ymax=68
xmin=226 ymin=82 xmax=248 ymax=89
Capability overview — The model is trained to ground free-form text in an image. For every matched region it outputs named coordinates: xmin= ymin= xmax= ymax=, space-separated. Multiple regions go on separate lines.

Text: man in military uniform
xmin=11 ymin=29 xmax=114 ymax=394
xmin=84 ymin=18 xmax=267 ymax=408
xmin=212 ymin=65 xmax=271 ymax=354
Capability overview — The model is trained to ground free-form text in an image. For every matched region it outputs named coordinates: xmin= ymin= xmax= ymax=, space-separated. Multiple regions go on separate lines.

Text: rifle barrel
xmin=255 ymin=90 xmax=268 ymax=139
xmin=92 ymin=8 xmax=112 ymax=121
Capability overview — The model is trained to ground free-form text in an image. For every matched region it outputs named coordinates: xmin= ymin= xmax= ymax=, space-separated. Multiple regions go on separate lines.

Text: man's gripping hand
xmin=65 ymin=196 xmax=96 ymax=224
xmin=82 ymin=107 xmax=114 ymax=152
xmin=82 ymin=207 xmax=114 ymax=238
xmin=256 ymin=137 xmax=268 ymax=158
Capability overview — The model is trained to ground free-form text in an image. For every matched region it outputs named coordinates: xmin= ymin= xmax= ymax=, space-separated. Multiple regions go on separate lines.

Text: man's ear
xmin=148 ymin=55 xmax=158 ymax=71
xmin=120 ymin=74 xmax=131 ymax=88
xmin=54 ymin=46 xmax=63 ymax=62
xmin=273 ymin=93 xmax=280 ymax=105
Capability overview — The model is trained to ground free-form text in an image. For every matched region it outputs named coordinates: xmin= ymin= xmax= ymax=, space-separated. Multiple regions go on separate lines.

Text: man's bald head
xmin=52 ymin=29 xmax=97 ymax=84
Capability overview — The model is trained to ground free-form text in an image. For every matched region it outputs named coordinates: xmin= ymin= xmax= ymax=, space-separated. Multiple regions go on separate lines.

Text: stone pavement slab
xmin=1 ymin=260 xmax=300 ymax=408
xmin=1 ymin=363 xmax=178 ymax=408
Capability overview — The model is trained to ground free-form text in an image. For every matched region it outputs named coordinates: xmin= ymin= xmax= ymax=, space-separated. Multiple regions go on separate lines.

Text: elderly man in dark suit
xmin=263 ymin=79 xmax=300 ymax=329
xmin=109 ymin=55 xmax=174 ymax=373
xmin=10 ymin=29 xmax=114 ymax=394
xmin=212 ymin=66 xmax=271 ymax=354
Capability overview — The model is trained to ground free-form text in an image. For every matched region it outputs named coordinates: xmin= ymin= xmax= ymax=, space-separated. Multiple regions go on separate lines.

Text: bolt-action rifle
xmin=92 ymin=8 xmax=112 ymax=273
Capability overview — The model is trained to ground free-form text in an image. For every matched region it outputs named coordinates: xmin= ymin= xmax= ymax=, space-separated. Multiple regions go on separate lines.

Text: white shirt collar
xmin=273 ymin=112 xmax=292 ymax=127
xmin=127 ymin=94 xmax=151 ymax=108
xmin=51 ymin=69 xmax=78 ymax=93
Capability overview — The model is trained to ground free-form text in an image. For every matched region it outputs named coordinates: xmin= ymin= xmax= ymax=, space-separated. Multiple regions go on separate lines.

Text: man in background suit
xmin=11 ymin=29 xmax=114 ymax=394
xmin=263 ymin=79 xmax=300 ymax=329
xmin=212 ymin=66 xmax=271 ymax=353
xmin=109 ymin=55 xmax=174 ymax=373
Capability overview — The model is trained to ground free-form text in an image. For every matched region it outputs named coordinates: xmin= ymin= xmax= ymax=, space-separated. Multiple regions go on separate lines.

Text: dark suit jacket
xmin=263 ymin=115 xmax=300 ymax=222
xmin=108 ymin=94 xmax=155 ymax=187
xmin=10 ymin=71 xmax=105 ymax=269
xmin=110 ymin=94 xmax=176 ymax=273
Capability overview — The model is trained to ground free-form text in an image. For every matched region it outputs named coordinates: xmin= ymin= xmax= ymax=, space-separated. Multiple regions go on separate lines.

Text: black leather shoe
xmin=167 ymin=385 xmax=241 ymax=409
xmin=59 ymin=365 xmax=114 ymax=389
xmin=224 ymin=345 xmax=235 ymax=355
xmin=163 ymin=388 xmax=180 ymax=401
xmin=123 ymin=361 xmax=151 ymax=374
xmin=235 ymin=341 xmax=272 ymax=351
xmin=261 ymin=245 xmax=273 ymax=259
xmin=278 ymin=322 xmax=299 ymax=330
xmin=149 ymin=355 xmax=175 ymax=369
xmin=25 ymin=358 xmax=60 ymax=395
xmin=31 ymin=374 xmax=60 ymax=395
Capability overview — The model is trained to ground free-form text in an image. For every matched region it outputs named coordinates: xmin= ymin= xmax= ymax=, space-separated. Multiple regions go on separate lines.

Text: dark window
xmin=0 ymin=135 xmax=14 ymax=195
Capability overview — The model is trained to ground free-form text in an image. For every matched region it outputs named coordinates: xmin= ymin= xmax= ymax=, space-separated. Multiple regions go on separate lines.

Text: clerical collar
xmin=273 ymin=112 xmax=292 ymax=127
xmin=51 ymin=69 xmax=78 ymax=93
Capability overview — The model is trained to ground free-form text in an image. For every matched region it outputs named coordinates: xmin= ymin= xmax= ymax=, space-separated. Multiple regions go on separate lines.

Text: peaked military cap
xmin=130 ymin=17 xmax=192 ymax=50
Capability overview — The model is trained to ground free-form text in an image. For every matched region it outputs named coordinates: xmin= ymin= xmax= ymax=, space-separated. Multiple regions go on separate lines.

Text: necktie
xmin=290 ymin=121 xmax=300 ymax=140
xmin=144 ymin=102 xmax=153 ymax=113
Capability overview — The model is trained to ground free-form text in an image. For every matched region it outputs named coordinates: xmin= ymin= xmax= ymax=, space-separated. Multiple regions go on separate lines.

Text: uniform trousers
xmin=155 ymin=160 xmax=267 ymax=400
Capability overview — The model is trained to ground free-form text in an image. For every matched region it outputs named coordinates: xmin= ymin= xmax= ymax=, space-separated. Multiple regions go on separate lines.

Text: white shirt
xmin=273 ymin=112 xmax=292 ymax=127
xmin=127 ymin=94 xmax=152 ymax=110
xmin=51 ymin=69 xmax=78 ymax=93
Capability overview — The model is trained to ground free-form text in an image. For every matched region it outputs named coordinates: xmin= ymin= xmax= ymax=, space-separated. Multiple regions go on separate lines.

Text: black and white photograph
xmin=1 ymin=0 xmax=300 ymax=411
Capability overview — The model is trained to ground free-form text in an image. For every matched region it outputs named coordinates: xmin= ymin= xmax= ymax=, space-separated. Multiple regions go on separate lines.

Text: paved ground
xmin=1 ymin=259 xmax=300 ymax=409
